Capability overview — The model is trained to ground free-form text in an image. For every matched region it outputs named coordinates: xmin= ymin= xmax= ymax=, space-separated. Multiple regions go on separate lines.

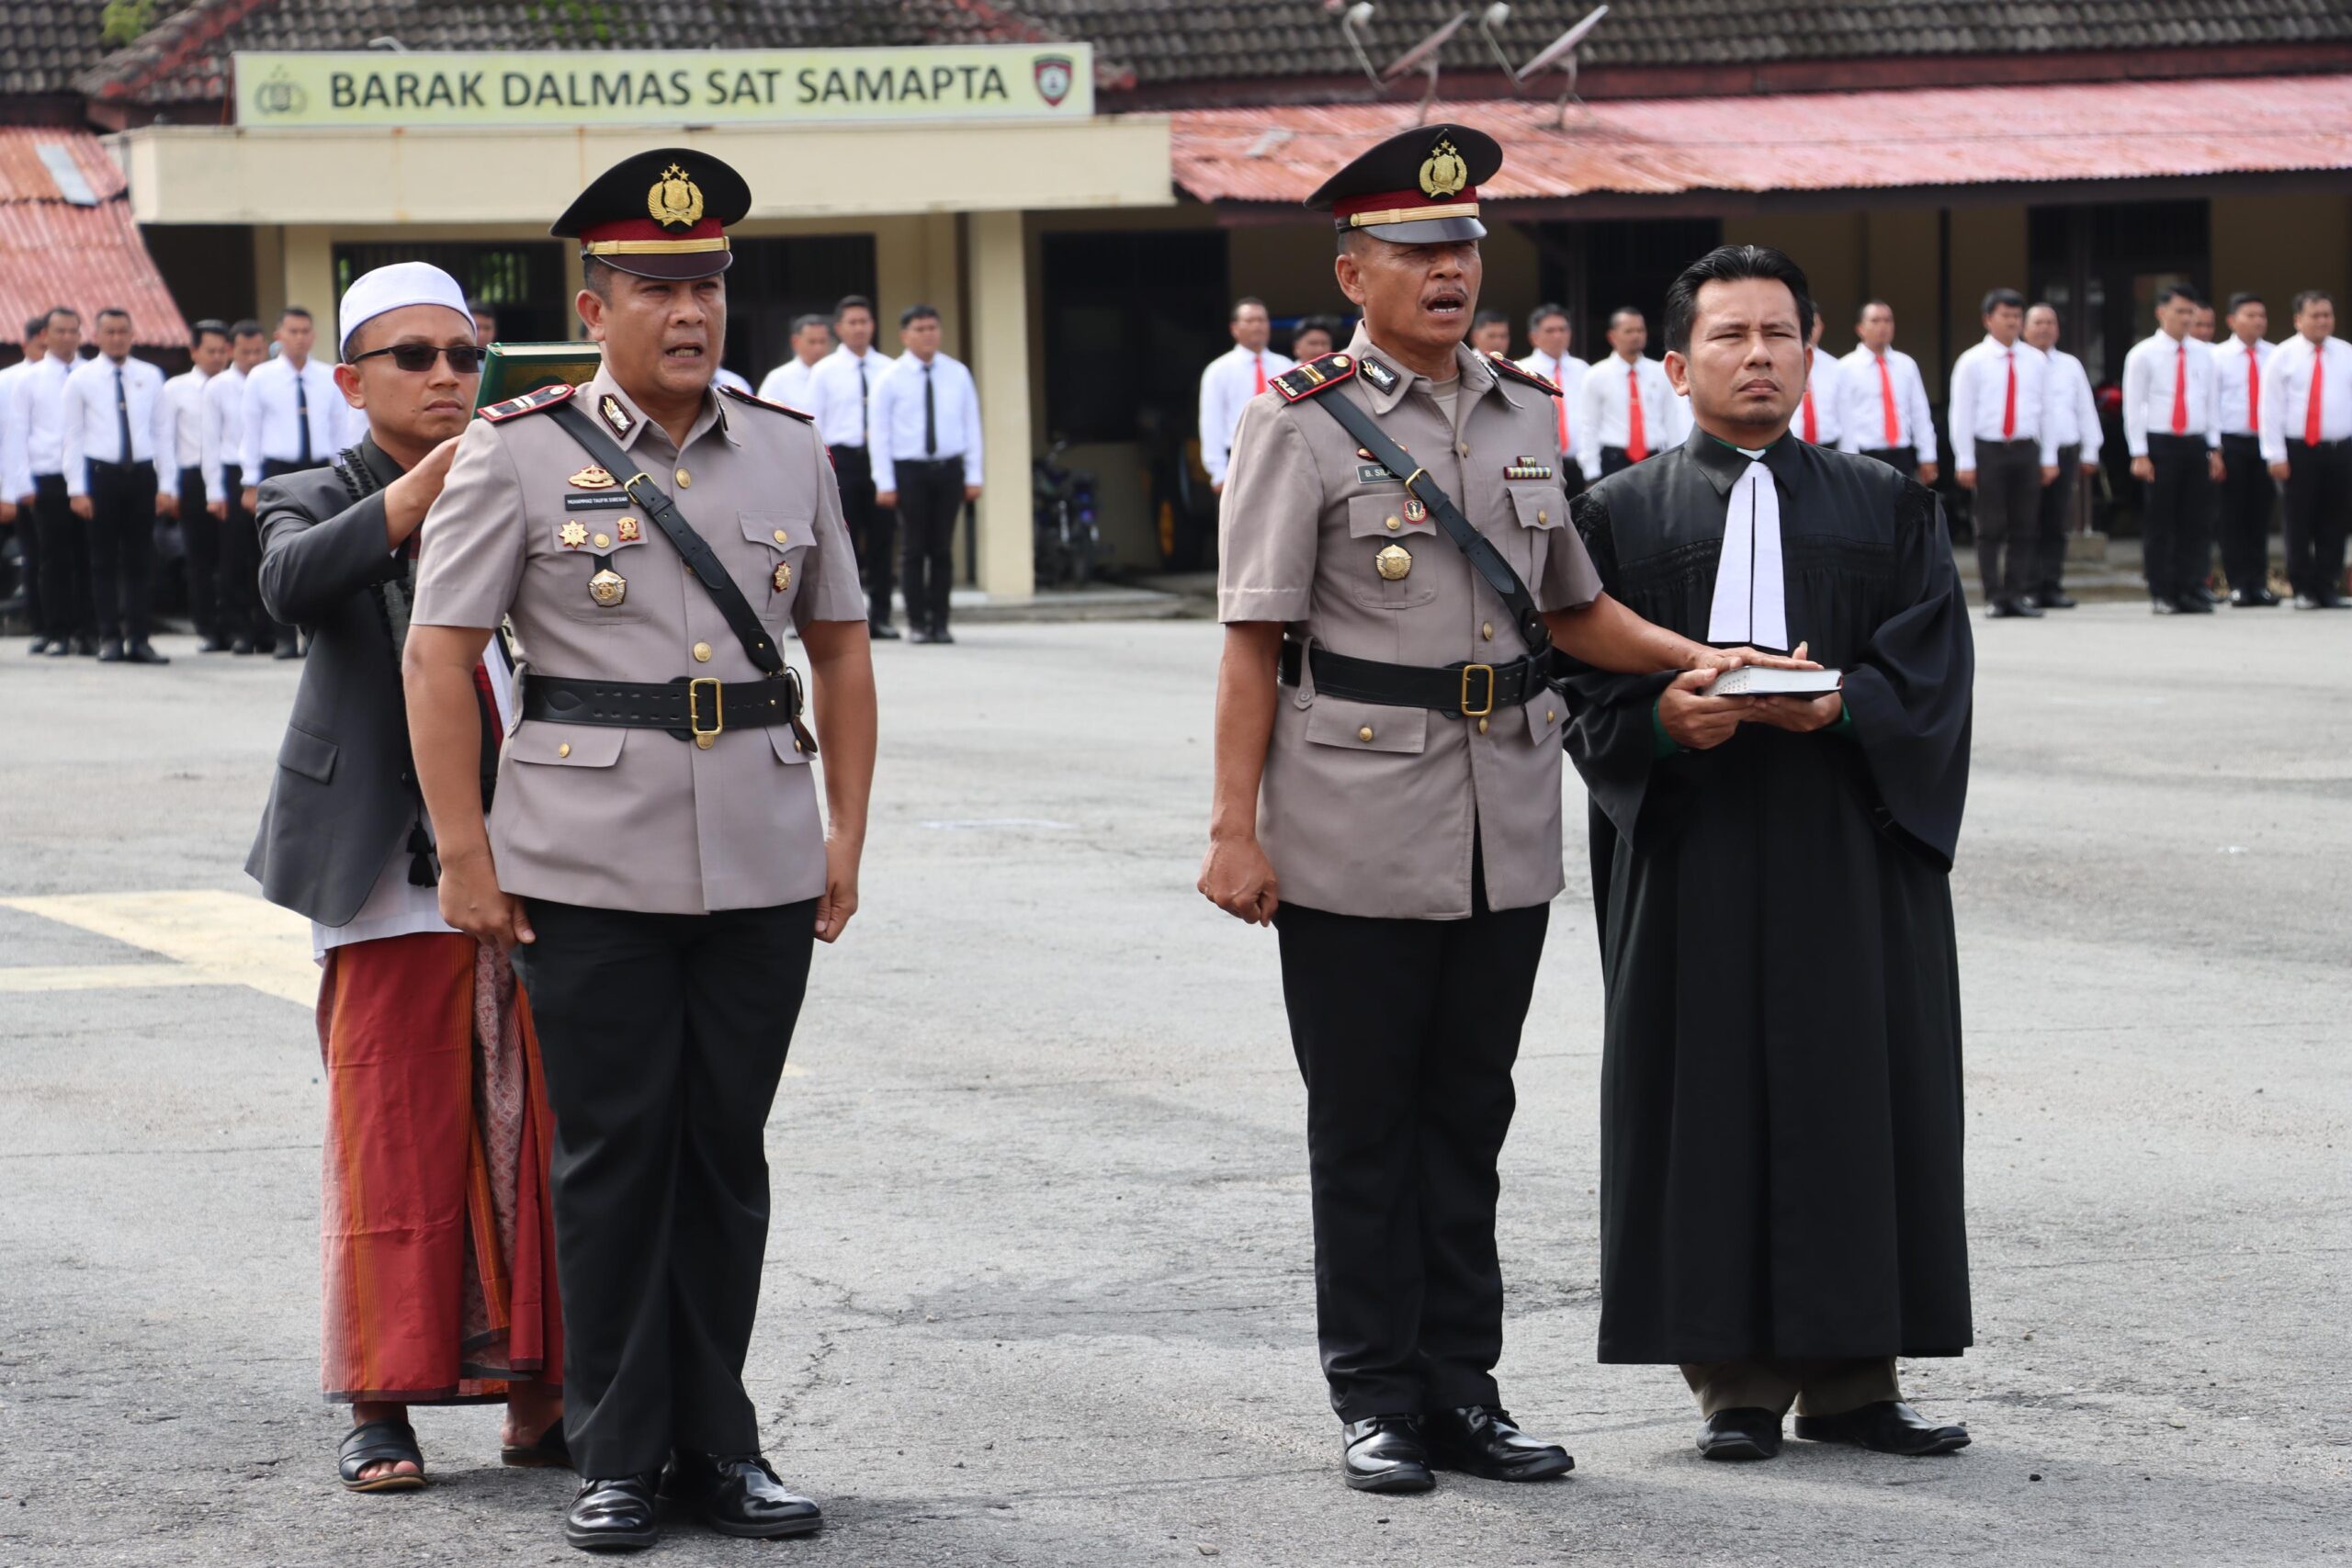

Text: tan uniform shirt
xmin=1218 ymin=327 xmax=1602 ymax=920
xmin=411 ymin=365 xmax=865 ymax=914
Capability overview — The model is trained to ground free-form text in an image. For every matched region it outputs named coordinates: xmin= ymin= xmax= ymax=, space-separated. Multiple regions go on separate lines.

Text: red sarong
xmin=317 ymin=931 xmax=562 ymax=1404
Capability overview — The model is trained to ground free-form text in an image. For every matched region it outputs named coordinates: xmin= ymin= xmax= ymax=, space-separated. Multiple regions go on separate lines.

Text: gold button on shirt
xmin=411 ymin=367 xmax=868 ymax=915
xmin=1215 ymin=329 xmax=1601 ymax=920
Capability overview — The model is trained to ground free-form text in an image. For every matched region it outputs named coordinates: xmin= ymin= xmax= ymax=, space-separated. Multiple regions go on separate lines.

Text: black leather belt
xmin=523 ymin=671 xmax=815 ymax=753
xmin=1279 ymin=637 xmax=1552 ymax=718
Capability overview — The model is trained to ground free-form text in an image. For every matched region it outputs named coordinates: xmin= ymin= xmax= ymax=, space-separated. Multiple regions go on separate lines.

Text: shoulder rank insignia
xmin=478 ymin=381 xmax=577 ymax=424
xmin=718 ymin=383 xmax=816 ymax=423
xmin=1487 ymin=352 xmax=1560 ymax=396
xmin=1270 ymin=351 xmax=1359 ymax=403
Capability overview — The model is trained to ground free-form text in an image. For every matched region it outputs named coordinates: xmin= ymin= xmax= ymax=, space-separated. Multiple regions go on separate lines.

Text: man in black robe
xmin=1563 ymin=245 xmax=1976 ymax=1462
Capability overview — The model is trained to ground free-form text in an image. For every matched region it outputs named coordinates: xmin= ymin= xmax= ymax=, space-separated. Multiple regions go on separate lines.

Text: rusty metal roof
xmin=0 ymin=130 xmax=188 ymax=350
xmin=1171 ymin=72 xmax=2352 ymax=208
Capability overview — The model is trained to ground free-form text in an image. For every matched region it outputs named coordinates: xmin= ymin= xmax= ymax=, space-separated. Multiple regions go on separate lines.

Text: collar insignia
xmin=599 ymin=395 xmax=632 ymax=438
xmin=1360 ymin=356 xmax=1398 ymax=392
xmin=567 ymin=464 xmax=617 ymax=490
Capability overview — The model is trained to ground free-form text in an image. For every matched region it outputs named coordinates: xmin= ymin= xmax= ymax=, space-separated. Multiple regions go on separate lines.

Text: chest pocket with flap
xmin=1346 ymin=493 xmax=1439 ymax=609
xmin=742 ymin=511 xmax=815 ymax=626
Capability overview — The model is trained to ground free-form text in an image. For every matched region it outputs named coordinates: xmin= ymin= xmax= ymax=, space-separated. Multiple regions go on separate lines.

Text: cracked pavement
xmin=1 ymin=608 xmax=2347 ymax=1565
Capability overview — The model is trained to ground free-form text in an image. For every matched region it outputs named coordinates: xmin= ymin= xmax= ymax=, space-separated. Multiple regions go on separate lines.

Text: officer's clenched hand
xmin=1658 ymin=667 xmax=1751 ymax=751
xmin=1200 ymin=834 xmax=1280 ymax=926
xmin=384 ymin=434 xmax=464 ymax=548
xmin=815 ymin=837 xmax=859 ymax=943
xmin=437 ymin=847 xmax=535 ymax=953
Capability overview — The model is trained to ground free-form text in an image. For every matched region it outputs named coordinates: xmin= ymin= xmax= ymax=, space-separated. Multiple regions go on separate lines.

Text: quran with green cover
xmin=472 ymin=342 xmax=603 ymax=410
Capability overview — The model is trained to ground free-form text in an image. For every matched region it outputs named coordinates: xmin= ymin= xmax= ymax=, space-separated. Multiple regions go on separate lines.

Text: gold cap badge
xmin=648 ymin=164 xmax=706 ymax=231
xmin=1419 ymin=138 xmax=1468 ymax=200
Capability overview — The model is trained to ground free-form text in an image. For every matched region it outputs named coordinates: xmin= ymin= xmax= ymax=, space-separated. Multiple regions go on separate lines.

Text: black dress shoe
xmin=273 ymin=639 xmax=304 ymax=659
xmin=1987 ymin=599 xmax=2041 ymax=619
xmin=662 ymin=1451 xmax=822 ymax=1540
xmin=2256 ymin=587 xmax=2282 ymax=605
xmin=2190 ymin=584 xmax=2221 ymax=605
xmin=1792 ymin=1400 xmax=1970 ymax=1456
xmin=128 ymin=641 xmax=171 ymax=665
xmin=2151 ymin=596 xmax=2180 ymax=615
xmin=73 ymin=635 xmax=98 ymax=656
xmin=96 ymin=637 xmax=125 ymax=662
xmin=931 ymin=625 xmax=956 ymax=644
xmin=197 ymin=636 xmax=231 ymax=652
xmin=1697 ymin=1407 xmax=1783 ymax=1461
xmin=2176 ymin=593 xmax=2215 ymax=615
xmin=43 ymin=638 xmax=69 ymax=657
xmin=27 ymin=637 xmax=46 ymax=655
xmin=2229 ymin=588 xmax=2274 ymax=608
xmin=231 ymin=637 xmax=255 ymax=654
xmin=564 ymin=1473 xmax=662 ymax=1552
xmin=868 ymin=619 xmax=900 ymax=640
xmin=1341 ymin=1415 xmax=1435 ymax=1493
xmin=1424 ymin=1405 xmax=1573 ymax=1481
xmin=2035 ymin=590 xmax=2077 ymax=609
xmin=2291 ymin=593 xmax=2325 ymax=610
xmin=907 ymin=626 xmax=936 ymax=645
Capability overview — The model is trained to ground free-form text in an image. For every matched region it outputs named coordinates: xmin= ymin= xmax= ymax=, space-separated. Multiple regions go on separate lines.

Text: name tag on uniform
xmin=1357 ymin=464 xmax=1399 ymax=484
xmin=560 ymin=492 xmax=635 ymax=511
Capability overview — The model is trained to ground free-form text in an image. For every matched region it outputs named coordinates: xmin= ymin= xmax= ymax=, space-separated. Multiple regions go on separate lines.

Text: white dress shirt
xmin=1198 ymin=344 xmax=1295 ymax=486
xmin=2212 ymin=336 xmax=2274 ymax=439
xmin=1576 ymin=353 xmax=1679 ymax=479
xmin=2120 ymin=329 xmax=2222 ymax=457
xmin=1834 ymin=345 xmax=1937 ymax=457
xmin=758 ymin=356 xmax=824 ymax=410
xmin=808 ymin=345 xmax=897 ymax=449
xmin=160 ymin=367 xmax=211 ymax=474
xmin=200 ymin=365 xmax=247 ymax=499
xmin=1949 ymin=335 xmax=2062 ymax=470
xmin=2258 ymin=335 xmax=2352 ymax=463
xmin=1514 ymin=348 xmax=1588 ymax=463
xmin=2040 ymin=347 xmax=2103 ymax=463
xmin=1797 ymin=347 xmax=1845 ymax=446
xmin=869 ymin=350 xmax=983 ymax=495
xmin=0 ymin=358 xmax=32 ymax=500
xmin=62 ymin=354 xmax=171 ymax=496
xmin=238 ymin=355 xmax=342 ymax=476
xmin=6 ymin=353 xmax=74 ymax=496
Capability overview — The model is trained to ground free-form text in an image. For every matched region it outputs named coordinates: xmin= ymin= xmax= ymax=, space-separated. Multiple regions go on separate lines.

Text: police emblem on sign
xmin=1034 ymin=54 xmax=1076 ymax=107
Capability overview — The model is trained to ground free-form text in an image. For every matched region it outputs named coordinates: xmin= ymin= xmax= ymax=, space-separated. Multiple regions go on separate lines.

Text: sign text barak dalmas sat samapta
xmin=232 ymin=46 xmax=1093 ymax=129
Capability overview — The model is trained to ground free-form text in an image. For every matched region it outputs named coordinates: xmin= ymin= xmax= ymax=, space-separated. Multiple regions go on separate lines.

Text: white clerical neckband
xmin=1706 ymin=452 xmax=1789 ymax=650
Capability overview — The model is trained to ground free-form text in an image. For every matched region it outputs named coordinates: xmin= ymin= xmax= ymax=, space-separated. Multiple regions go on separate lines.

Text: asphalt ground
xmin=1 ymin=603 xmax=2347 ymax=1566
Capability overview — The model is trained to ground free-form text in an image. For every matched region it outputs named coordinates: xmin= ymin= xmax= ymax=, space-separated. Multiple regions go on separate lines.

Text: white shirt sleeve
xmin=1949 ymin=351 xmax=1978 ymax=473
xmin=239 ymin=367 xmax=263 ymax=481
xmin=1199 ymin=355 xmax=1233 ymax=487
xmin=869 ymin=367 xmax=901 ymax=497
xmin=2257 ymin=343 xmax=2292 ymax=466
xmin=957 ymin=359 xmax=984 ymax=490
xmin=1907 ymin=355 xmax=1938 ymax=462
xmin=1576 ymin=369 xmax=1604 ymax=481
xmin=2072 ymin=358 xmax=2103 ymax=465
xmin=1 ymin=372 xmax=25 ymax=501
xmin=62 ymin=367 xmax=87 ymax=498
xmin=152 ymin=367 xmax=177 ymax=474
xmin=2036 ymin=358 xmax=2061 ymax=469
xmin=2204 ymin=352 xmax=2222 ymax=451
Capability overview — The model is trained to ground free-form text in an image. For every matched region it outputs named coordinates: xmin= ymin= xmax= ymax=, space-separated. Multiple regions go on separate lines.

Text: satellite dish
xmin=1336 ymin=2 xmax=1384 ymax=93
xmin=1514 ymin=4 xmax=1608 ymax=127
xmin=1476 ymin=4 xmax=1521 ymax=90
xmin=1380 ymin=9 xmax=1470 ymax=125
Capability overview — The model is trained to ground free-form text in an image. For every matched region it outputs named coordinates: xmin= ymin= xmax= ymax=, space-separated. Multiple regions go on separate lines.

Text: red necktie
xmin=1252 ymin=354 xmax=1265 ymax=396
xmin=2001 ymin=350 xmax=2016 ymax=439
xmin=1625 ymin=365 xmax=1647 ymax=461
xmin=2308 ymin=344 xmax=2325 ymax=446
xmin=1553 ymin=358 xmax=1570 ymax=454
xmin=1802 ymin=388 xmax=1817 ymax=444
xmin=2247 ymin=344 xmax=2261 ymax=429
xmin=1878 ymin=354 xmax=1900 ymax=446
xmin=2170 ymin=342 xmax=2188 ymax=434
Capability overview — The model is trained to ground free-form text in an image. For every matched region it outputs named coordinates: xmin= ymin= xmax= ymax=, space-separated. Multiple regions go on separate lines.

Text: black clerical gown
xmin=1563 ymin=433 xmax=1974 ymax=1366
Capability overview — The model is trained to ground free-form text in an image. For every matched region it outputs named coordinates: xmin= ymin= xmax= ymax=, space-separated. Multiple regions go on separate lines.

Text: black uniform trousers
xmin=1599 ymin=446 xmax=1640 ymax=479
xmin=252 ymin=457 xmax=320 ymax=645
xmin=85 ymin=459 xmax=159 ymax=645
xmin=30 ymin=472 xmax=90 ymax=642
xmin=1272 ymin=858 xmax=1549 ymax=1422
xmin=514 ymin=897 xmax=817 ymax=1480
xmin=2218 ymin=434 xmax=2277 ymax=593
xmin=214 ymin=462 xmax=266 ymax=643
xmin=12 ymin=483 xmax=40 ymax=641
xmin=2033 ymin=443 xmax=2083 ymax=596
xmin=828 ymin=443 xmax=895 ymax=626
xmin=176 ymin=464 xmax=219 ymax=639
xmin=893 ymin=456 xmax=964 ymax=633
xmin=2283 ymin=439 xmax=2352 ymax=603
xmin=1969 ymin=437 xmax=2042 ymax=605
xmin=2142 ymin=433 xmax=2215 ymax=604
xmin=1859 ymin=446 xmax=1919 ymax=477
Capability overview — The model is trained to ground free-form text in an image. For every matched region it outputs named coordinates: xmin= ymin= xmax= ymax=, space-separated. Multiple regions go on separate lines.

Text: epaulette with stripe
xmin=1270 ymin=351 xmax=1361 ymax=403
xmin=718 ymin=383 xmax=814 ymax=423
xmin=1487 ymin=352 xmax=1560 ymax=396
xmin=477 ymin=382 xmax=578 ymax=423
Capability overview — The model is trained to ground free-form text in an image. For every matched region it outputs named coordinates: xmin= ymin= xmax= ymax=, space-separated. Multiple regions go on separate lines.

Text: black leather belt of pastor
xmin=523 ymin=671 xmax=816 ymax=753
xmin=1279 ymin=637 xmax=1553 ymax=718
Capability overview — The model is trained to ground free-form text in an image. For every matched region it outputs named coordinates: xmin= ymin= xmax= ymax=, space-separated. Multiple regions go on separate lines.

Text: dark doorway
xmin=1041 ymin=229 xmax=1229 ymax=447
xmin=1529 ymin=217 xmax=1724 ymax=354
xmin=724 ymin=235 xmax=878 ymax=387
xmin=2029 ymin=200 xmax=2210 ymax=390
xmin=333 ymin=241 xmax=569 ymax=345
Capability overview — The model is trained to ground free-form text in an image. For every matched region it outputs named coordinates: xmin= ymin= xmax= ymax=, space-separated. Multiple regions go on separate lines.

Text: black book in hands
xmin=1704 ymin=666 xmax=1843 ymax=697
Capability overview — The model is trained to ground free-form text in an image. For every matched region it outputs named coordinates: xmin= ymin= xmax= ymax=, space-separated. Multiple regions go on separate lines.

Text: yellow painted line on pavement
xmin=0 ymin=890 xmax=317 ymax=1006
xmin=0 ymin=963 xmax=245 ymax=994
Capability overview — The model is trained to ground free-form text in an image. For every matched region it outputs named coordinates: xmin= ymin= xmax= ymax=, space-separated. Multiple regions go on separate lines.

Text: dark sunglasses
xmin=348 ymin=343 xmax=486 ymax=374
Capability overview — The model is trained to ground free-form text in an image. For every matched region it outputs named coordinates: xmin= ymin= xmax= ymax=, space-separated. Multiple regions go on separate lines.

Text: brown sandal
xmin=338 ymin=1418 xmax=425 ymax=1493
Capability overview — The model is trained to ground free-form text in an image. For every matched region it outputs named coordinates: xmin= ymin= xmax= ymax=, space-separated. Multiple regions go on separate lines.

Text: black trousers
xmin=894 ymin=457 xmax=964 ymax=632
xmin=1971 ymin=438 xmax=2042 ymax=604
xmin=253 ymin=458 xmax=319 ymax=644
xmin=214 ymin=462 xmax=266 ymax=642
xmin=1273 ymin=871 xmax=1549 ymax=1421
xmin=2143 ymin=434 xmax=2215 ymax=602
xmin=2033 ymin=444 xmax=2082 ymax=595
xmin=828 ymin=444 xmax=894 ymax=626
xmin=2218 ymin=434 xmax=2277 ymax=593
xmin=11 ymin=486 xmax=40 ymax=640
xmin=31 ymin=473 xmax=91 ymax=641
xmin=1860 ymin=446 xmax=1919 ymax=477
xmin=1599 ymin=446 xmax=1639 ymax=478
xmin=513 ymin=897 xmax=817 ymax=1479
xmin=2283 ymin=439 xmax=2352 ymax=602
xmin=85 ymin=460 xmax=159 ymax=644
xmin=175 ymin=465 xmax=219 ymax=638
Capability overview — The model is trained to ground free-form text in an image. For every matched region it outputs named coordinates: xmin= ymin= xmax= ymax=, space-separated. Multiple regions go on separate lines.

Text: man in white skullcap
xmin=245 ymin=261 xmax=570 ymax=1495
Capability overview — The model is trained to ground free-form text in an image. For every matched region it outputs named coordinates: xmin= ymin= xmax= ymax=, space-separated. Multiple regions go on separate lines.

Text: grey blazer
xmin=243 ymin=442 xmax=427 ymax=927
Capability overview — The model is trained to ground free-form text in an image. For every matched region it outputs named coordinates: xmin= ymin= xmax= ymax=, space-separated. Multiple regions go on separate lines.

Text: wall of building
xmin=2212 ymin=191 xmax=2352 ymax=320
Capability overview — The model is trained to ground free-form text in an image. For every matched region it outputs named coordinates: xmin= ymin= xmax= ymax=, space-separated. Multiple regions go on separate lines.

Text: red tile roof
xmin=1171 ymin=71 xmax=2352 ymax=209
xmin=0 ymin=130 xmax=188 ymax=350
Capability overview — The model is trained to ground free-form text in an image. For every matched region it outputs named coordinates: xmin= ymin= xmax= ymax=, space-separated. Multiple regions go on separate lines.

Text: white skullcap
xmin=337 ymin=261 xmax=474 ymax=358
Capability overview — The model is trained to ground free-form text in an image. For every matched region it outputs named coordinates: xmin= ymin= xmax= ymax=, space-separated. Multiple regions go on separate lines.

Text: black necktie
xmin=114 ymin=364 xmax=132 ymax=463
xmin=295 ymin=369 xmax=312 ymax=465
xmin=922 ymin=362 xmax=937 ymax=456
xmin=857 ymin=357 xmax=869 ymax=443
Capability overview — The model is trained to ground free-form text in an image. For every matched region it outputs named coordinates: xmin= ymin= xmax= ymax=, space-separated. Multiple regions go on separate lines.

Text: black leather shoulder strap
xmin=1305 ymin=389 xmax=1552 ymax=651
xmin=543 ymin=400 xmax=786 ymax=677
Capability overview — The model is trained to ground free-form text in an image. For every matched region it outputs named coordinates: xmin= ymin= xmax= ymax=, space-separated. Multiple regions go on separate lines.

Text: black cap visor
xmin=588 ymin=247 xmax=736 ymax=282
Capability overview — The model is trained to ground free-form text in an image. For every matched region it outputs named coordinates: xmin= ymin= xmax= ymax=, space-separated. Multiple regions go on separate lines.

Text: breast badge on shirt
xmin=588 ymin=568 xmax=628 ymax=607
xmin=568 ymin=464 xmax=617 ymax=489
xmin=1374 ymin=543 xmax=1413 ymax=581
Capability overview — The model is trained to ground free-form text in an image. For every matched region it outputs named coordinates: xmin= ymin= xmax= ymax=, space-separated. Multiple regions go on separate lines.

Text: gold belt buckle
xmin=688 ymin=676 xmax=724 ymax=749
xmin=1460 ymin=663 xmax=1497 ymax=718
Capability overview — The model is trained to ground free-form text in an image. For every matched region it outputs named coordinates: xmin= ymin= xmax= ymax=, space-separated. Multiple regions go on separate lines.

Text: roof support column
xmin=967 ymin=208 xmax=1035 ymax=602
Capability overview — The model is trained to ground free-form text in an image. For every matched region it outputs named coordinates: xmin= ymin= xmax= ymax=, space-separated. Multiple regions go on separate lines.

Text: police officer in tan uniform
xmin=403 ymin=149 xmax=877 ymax=1552
xmin=1199 ymin=125 xmax=1758 ymax=1495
